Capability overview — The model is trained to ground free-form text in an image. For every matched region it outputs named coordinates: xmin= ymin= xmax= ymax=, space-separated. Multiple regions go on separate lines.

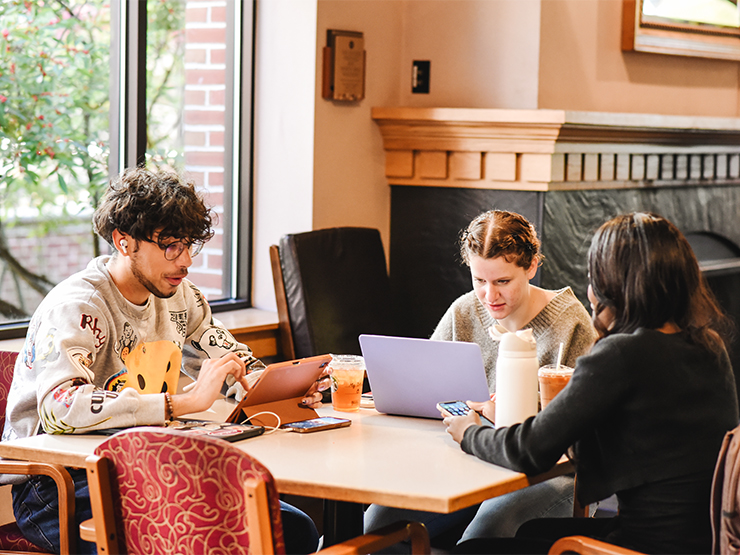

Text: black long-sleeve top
xmin=461 ymin=328 xmax=739 ymax=552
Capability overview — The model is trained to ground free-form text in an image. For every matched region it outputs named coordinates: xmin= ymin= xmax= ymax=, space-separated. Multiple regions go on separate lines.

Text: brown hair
xmin=588 ymin=212 xmax=731 ymax=356
xmin=460 ymin=210 xmax=541 ymax=269
xmin=93 ymin=167 xmax=215 ymax=247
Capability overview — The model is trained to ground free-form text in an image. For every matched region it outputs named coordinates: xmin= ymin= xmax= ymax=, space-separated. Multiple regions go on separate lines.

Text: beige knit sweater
xmin=431 ymin=287 xmax=597 ymax=393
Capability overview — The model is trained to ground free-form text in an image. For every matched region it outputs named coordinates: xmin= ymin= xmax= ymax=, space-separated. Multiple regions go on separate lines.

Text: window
xmin=0 ymin=0 xmax=252 ymax=335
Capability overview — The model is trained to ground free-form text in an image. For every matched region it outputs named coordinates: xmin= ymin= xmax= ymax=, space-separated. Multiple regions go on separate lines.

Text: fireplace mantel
xmin=372 ymin=107 xmax=740 ymax=191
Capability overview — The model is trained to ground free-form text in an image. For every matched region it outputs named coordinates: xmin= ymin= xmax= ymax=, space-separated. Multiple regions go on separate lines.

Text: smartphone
xmin=437 ymin=400 xmax=495 ymax=427
xmin=281 ymin=416 xmax=352 ymax=433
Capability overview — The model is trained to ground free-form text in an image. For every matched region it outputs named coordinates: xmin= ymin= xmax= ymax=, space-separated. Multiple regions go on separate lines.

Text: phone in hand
xmin=437 ymin=400 xmax=495 ymax=427
xmin=281 ymin=416 xmax=352 ymax=433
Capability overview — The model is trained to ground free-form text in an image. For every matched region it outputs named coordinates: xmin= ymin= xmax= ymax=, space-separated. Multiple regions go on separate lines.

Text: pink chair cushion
xmin=95 ymin=428 xmax=286 ymax=555
xmin=0 ymin=521 xmax=47 ymax=553
xmin=0 ymin=351 xmax=51 ymax=553
xmin=0 ymin=351 xmax=19 ymax=431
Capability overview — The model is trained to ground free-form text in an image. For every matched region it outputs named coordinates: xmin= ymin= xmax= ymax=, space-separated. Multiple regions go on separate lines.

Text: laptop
xmin=359 ymin=334 xmax=491 ymax=419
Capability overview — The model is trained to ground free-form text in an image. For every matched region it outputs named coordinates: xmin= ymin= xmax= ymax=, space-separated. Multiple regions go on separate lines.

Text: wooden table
xmin=0 ymin=399 xmax=572 ymax=543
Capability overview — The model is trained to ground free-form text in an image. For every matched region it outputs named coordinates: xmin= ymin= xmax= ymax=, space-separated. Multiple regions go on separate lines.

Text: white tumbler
xmin=491 ymin=326 xmax=540 ymax=427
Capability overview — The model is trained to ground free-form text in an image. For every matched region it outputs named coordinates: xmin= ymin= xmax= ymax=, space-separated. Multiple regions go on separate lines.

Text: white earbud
xmin=120 ymin=239 xmax=128 ymax=254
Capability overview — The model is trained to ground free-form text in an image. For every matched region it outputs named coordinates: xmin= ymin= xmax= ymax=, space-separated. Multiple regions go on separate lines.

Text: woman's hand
xmin=301 ymin=368 xmax=332 ymax=409
xmin=441 ymin=397 xmax=496 ymax=444
xmin=442 ymin=410 xmax=480 ymax=444
xmin=467 ymin=397 xmax=495 ymax=424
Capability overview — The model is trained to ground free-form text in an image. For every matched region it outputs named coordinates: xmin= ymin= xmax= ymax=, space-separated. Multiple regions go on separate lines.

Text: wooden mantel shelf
xmin=371 ymin=107 xmax=740 ymax=191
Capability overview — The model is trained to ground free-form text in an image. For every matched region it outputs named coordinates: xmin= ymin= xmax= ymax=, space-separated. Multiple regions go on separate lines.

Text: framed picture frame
xmin=622 ymin=0 xmax=740 ymax=61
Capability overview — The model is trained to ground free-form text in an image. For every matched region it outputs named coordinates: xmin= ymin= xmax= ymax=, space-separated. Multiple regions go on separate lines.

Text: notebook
xmin=359 ymin=334 xmax=491 ymax=419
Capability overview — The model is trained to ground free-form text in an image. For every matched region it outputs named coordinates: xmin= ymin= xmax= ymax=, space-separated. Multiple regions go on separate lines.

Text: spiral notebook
xmin=359 ymin=334 xmax=491 ymax=419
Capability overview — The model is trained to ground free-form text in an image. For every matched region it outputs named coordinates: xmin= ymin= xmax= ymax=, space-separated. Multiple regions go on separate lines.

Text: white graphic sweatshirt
xmin=2 ymin=256 xmax=264 ymax=452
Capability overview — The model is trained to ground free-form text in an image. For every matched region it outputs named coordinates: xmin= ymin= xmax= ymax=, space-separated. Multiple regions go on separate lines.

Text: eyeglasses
xmin=144 ymin=239 xmax=204 ymax=261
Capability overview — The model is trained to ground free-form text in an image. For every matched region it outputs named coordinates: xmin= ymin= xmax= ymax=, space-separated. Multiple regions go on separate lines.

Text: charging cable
xmin=246 ymin=411 xmax=284 ymax=434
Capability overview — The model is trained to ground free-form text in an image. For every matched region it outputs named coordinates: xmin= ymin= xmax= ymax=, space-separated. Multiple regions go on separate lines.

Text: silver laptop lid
xmin=359 ymin=334 xmax=491 ymax=419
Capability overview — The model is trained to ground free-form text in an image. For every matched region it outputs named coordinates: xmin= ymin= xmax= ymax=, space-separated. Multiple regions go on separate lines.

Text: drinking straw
xmin=555 ymin=342 xmax=564 ymax=371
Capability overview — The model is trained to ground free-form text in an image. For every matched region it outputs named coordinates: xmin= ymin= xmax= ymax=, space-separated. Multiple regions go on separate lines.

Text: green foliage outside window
xmin=0 ymin=0 xmax=110 ymax=319
xmin=0 ymin=0 xmax=186 ymax=321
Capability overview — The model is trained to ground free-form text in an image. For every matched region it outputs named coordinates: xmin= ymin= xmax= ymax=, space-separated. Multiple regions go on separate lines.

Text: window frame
xmin=0 ymin=0 xmax=254 ymax=339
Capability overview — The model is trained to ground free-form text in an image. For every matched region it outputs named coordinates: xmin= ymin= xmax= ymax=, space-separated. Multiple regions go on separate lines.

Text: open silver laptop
xmin=359 ymin=334 xmax=491 ymax=419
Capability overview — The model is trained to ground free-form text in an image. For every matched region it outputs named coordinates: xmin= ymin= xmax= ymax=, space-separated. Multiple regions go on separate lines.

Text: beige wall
xmin=313 ymin=1 xmax=403 ymax=245
xmin=310 ymin=0 xmax=545 ymax=284
xmin=397 ymin=0 xmax=541 ymax=109
xmin=253 ymin=0 xmax=740 ymax=311
xmin=538 ymin=0 xmax=740 ymax=116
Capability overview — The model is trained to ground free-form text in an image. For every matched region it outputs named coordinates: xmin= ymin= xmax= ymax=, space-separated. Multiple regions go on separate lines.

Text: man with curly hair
xmin=3 ymin=167 xmax=321 ymax=554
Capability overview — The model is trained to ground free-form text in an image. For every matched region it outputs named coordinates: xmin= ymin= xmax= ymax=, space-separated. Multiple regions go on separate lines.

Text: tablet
xmin=227 ymin=354 xmax=332 ymax=426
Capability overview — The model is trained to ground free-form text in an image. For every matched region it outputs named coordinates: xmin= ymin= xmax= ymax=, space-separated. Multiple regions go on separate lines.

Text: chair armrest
xmin=549 ymin=536 xmax=644 ymax=555
xmin=317 ymin=521 xmax=430 ymax=555
xmin=79 ymin=518 xmax=95 ymax=543
xmin=0 ymin=460 xmax=76 ymax=555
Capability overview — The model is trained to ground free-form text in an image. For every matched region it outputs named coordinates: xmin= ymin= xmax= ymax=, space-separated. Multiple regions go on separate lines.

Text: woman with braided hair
xmin=363 ymin=210 xmax=596 ymax=548
xmin=432 ymin=209 xmax=596 ymax=392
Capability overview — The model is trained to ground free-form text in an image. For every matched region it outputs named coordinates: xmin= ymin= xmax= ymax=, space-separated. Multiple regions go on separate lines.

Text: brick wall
xmin=183 ymin=0 xmax=228 ymax=300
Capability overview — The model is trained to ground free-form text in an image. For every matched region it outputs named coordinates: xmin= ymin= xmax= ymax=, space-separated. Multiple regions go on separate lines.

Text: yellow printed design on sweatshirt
xmin=123 ymin=340 xmax=182 ymax=394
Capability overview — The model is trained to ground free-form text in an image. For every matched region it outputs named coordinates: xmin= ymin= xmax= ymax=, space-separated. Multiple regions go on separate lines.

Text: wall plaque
xmin=322 ymin=29 xmax=365 ymax=102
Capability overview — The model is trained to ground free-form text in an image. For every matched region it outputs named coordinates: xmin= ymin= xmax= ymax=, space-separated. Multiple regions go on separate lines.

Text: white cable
xmin=246 ymin=411 xmax=283 ymax=434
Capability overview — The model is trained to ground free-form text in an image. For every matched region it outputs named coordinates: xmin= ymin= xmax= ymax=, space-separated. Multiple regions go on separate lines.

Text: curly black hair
xmin=93 ymin=167 xmax=215 ymax=247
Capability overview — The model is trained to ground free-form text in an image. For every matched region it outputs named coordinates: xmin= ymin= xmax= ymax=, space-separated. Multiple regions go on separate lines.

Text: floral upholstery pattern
xmin=0 ymin=350 xmax=18 ymax=430
xmin=0 ymin=350 xmax=50 ymax=553
xmin=0 ymin=522 xmax=46 ymax=553
xmin=95 ymin=428 xmax=287 ymax=555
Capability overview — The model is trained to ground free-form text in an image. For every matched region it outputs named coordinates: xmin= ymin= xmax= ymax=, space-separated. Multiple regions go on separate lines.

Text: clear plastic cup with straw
xmin=538 ymin=342 xmax=574 ymax=409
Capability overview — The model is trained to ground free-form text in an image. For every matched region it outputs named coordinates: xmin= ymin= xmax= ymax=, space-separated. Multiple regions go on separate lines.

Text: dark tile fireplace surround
xmin=373 ymin=108 xmax=740 ymax=400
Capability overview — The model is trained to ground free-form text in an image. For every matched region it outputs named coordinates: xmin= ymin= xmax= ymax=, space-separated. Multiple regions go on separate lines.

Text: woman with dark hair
xmin=445 ymin=212 xmax=739 ymax=554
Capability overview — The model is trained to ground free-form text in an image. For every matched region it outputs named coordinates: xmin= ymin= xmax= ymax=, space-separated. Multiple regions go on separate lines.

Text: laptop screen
xmin=359 ymin=335 xmax=490 ymax=419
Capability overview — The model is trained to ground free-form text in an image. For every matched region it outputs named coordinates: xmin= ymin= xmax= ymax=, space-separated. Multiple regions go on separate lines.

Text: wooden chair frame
xmin=0 ymin=462 xmax=76 ymax=555
xmin=269 ymin=244 xmax=296 ymax=361
xmin=549 ymin=535 xmax=643 ymax=555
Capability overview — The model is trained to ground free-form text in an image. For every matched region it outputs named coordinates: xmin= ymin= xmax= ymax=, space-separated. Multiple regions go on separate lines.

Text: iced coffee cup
xmin=538 ymin=364 xmax=574 ymax=409
xmin=328 ymin=354 xmax=365 ymax=412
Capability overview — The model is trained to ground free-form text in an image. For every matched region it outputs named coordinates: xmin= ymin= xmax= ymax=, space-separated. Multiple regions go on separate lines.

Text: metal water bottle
xmin=491 ymin=325 xmax=539 ymax=427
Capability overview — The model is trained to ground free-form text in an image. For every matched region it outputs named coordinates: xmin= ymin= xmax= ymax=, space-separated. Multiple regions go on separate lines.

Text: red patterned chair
xmin=83 ymin=428 xmax=430 ymax=555
xmin=0 ymin=350 xmax=76 ymax=554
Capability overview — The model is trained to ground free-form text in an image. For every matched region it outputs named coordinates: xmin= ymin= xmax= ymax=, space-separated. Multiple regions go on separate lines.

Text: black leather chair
xmin=270 ymin=227 xmax=396 ymax=361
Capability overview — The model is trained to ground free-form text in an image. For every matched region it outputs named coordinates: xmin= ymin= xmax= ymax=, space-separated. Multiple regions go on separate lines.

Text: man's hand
xmin=170 ymin=352 xmax=246 ymax=418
